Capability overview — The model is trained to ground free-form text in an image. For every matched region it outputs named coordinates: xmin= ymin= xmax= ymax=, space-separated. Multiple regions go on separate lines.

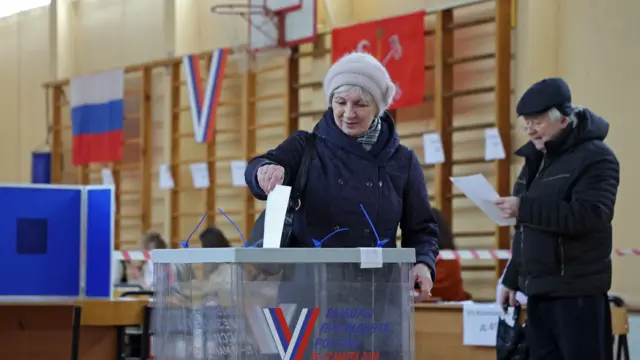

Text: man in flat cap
xmin=496 ymin=78 xmax=619 ymax=360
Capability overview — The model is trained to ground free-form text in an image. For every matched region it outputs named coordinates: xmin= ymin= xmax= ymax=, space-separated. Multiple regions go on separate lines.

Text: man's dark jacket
xmin=502 ymin=108 xmax=620 ymax=297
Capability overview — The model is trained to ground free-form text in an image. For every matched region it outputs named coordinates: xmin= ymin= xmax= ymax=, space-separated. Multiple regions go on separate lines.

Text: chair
xmin=118 ymin=290 xmax=154 ymax=360
xmin=70 ymin=306 xmax=82 ymax=360
xmin=609 ymin=295 xmax=630 ymax=360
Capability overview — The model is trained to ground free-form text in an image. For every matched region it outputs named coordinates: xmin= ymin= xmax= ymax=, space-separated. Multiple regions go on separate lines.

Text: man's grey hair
xmin=547 ymin=105 xmax=584 ymax=128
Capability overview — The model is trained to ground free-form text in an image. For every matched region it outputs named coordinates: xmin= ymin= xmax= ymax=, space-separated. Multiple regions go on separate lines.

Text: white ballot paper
xmin=263 ymin=185 xmax=292 ymax=248
xmin=450 ymin=174 xmax=516 ymax=226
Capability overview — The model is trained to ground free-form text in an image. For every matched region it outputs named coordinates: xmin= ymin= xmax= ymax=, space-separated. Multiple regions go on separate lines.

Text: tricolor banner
xmin=183 ymin=48 xmax=229 ymax=143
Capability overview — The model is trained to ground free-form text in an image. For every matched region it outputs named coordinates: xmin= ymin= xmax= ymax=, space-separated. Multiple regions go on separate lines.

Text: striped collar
xmin=357 ymin=117 xmax=381 ymax=151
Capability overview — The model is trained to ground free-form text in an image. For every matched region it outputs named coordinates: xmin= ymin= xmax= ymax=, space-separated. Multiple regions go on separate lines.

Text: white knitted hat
xmin=323 ymin=52 xmax=396 ymax=115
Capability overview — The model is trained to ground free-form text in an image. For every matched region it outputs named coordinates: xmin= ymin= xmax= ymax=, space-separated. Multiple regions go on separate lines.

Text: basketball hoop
xmin=211 ymin=3 xmax=275 ymax=16
xmin=211 ymin=3 xmax=291 ymax=73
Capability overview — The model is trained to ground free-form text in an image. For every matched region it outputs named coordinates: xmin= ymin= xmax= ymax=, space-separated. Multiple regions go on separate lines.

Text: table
xmin=415 ymin=303 xmax=495 ymax=360
xmin=0 ymin=298 xmax=148 ymax=360
xmin=1 ymin=299 xmax=627 ymax=360
xmin=414 ymin=302 xmax=629 ymax=360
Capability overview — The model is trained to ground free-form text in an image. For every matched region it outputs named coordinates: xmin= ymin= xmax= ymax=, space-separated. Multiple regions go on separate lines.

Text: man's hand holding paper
xmin=494 ymin=196 xmax=520 ymax=219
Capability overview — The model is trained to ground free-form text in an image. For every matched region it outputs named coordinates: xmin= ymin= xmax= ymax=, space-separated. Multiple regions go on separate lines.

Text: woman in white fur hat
xmin=245 ymin=51 xmax=440 ymax=357
xmin=246 ymin=51 xmax=439 ymax=290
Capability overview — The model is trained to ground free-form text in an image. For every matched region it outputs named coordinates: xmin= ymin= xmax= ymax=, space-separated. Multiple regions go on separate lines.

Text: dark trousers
xmin=526 ymin=293 xmax=613 ymax=360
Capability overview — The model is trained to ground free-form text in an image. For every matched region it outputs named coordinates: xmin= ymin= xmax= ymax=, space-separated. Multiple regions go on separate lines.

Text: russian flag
xmin=70 ymin=69 xmax=125 ymax=165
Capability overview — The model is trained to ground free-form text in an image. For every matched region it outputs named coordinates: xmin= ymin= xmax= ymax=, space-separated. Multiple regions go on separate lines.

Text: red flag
xmin=331 ymin=11 xmax=426 ymax=110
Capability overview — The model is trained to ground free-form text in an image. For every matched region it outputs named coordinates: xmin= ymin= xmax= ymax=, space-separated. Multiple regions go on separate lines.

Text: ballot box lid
xmin=151 ymin=247 xmax=416 ymax=264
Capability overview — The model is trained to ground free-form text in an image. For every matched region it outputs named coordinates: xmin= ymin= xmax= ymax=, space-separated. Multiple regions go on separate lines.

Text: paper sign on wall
xmin=484 ymin=127 xmax=506 ymax=161
xmin=230 ymin=160 xmax=247 ymax=187
xmin=158 ymin=164 xmax=175 ymax=190
xmin=462 ymin=302 xmax=502 ymax=346
xmin=422 ymin=132 xmax=445 ymax=164
xmin=101 ymin=168 xmax=114 ymax=185
xmin=189 ymin=162 xmax=210 ymax=189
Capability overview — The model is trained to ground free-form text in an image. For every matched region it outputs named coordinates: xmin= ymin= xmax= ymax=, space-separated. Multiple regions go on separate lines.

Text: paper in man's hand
xmin=450 ymin=174 xmax=516 ymax=226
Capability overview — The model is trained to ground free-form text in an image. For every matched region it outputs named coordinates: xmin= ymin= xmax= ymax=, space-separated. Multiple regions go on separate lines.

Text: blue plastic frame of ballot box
xmin=0 ymin=183 xmax=115 ymax=301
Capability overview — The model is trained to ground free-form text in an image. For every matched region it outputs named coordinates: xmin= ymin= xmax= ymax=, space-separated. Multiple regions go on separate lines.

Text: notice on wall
xmin=101 ymin=168 xmax=114 ymax=185
xmin=190 ymin=162 xmax=210 ymax=189
xmin=230 ymin=160 xmax=247 ymax=187
xmin=158 ymin=164 xmax=175 ymax=190
xmin=484 ymin=127 xmax=506 ymax=161
xmin=422 ymin=132 xmax=445 ymax=164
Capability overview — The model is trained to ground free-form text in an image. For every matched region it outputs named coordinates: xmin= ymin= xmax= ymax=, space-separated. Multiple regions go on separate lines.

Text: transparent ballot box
xmin=151 ymin=248 xmax=416 ymax=360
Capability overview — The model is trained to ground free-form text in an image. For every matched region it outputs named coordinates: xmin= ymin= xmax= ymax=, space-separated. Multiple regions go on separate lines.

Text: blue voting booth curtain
xmin=0 ymin=186 xmax=81 ymax=296
xmin=31 ymin=151 xmax=52 ymax=184
xmin=85 ymin=187 xmax=114 ymax=298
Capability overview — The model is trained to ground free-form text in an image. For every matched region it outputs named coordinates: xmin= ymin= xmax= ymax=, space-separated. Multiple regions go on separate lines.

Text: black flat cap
xmin=516 ymin=77 xmax=572 ymax=117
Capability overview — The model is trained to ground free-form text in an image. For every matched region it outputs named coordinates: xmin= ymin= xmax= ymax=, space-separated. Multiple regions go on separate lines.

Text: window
xmin=0 ymin=1 xmax=51 ymax=19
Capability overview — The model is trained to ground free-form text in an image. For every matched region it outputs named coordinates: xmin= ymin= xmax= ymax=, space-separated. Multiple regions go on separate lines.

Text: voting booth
xmin=0 ymin=184 xmax=116 ymax=300
xmin=151 ymin=248 xmax=416 ymax=359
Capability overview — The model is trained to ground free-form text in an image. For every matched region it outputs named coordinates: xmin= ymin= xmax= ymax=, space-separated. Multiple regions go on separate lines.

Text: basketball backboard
xmin=266 ymin=0 xmax=301 ymax=12
xmin=248 ymin=0 xmax=317 ymax=51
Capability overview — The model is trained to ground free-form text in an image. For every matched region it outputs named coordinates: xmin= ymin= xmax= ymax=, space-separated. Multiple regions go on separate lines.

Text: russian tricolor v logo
xmin=263 ymin=307 xmax=320 ymax=360
xmin=183 ymin=48 xmax=228 ymax=143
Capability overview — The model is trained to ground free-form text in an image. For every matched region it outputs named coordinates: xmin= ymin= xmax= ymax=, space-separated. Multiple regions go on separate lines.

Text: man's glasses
xmin=519 ymin=119 xmax=547 ymax=134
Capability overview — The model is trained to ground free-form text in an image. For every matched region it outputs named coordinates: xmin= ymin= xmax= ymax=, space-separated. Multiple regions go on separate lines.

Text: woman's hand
xmin=411 ymin=263 xmax=433 ymax=302
xmin=257 ymin=164 xmax=285 ymax=194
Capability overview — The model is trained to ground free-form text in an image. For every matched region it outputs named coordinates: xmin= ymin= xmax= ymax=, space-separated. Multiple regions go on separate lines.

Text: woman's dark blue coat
xmin=244 ymin=109 xmax=439 ymax=276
